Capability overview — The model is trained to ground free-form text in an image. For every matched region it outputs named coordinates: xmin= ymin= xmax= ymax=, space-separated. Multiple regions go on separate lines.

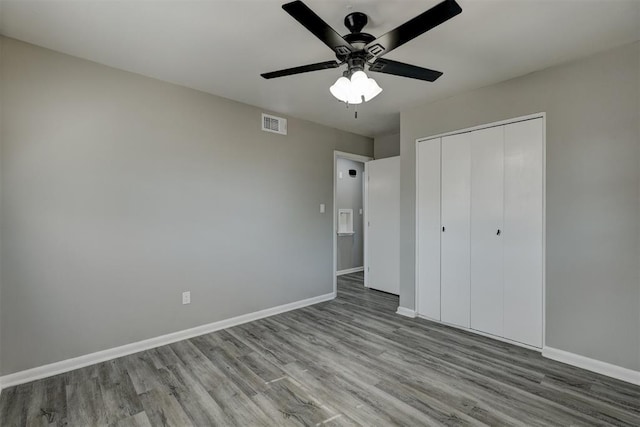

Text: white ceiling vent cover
xmin=262 ymin=113 xmax=287 ymax=135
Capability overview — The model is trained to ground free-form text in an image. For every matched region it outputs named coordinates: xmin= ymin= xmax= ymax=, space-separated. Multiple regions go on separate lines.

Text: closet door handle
xmin=496 ymin=229 xmax=501 ymax=236
xmin=442 ymin=226 xmax=446 ymax=232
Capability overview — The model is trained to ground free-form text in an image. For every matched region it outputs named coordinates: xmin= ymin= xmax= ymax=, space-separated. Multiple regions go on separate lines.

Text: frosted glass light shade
xmin=329 ymin=76 xmax=350 ymax=103
xmin=350 ymin=71 xmax=368 ymax=94
xmin=347 ymin=86 xmax=363 ymax=104
xmin=363 ymin=77 xmax=382 ymax=102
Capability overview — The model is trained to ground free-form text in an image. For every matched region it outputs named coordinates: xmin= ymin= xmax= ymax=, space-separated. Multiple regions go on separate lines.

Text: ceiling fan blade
xmin=261 ymin=60 xmax=340 ymax=79
xmin=364 ymin=0 xmax=462 ymax=59
xmin=369 ymin=58 xmax=443 ymax=82
xmin=282 ymin=1 xmax=355 ymax=56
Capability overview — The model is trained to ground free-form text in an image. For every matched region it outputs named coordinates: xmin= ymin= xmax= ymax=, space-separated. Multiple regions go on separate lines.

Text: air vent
xmin=261 ymin=113 xmax=287 ymax=135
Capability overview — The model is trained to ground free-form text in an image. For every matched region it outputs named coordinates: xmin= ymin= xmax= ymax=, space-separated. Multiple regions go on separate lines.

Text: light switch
xmin=320 ymin=204 xmax=325 ymax=213
xmin=359 ymin=209 xmax=363 ymax=215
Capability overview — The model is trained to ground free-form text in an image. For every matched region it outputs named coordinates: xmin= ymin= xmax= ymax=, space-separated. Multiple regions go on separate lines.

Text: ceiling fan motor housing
xmin=346 ymin=53 xmax=367 ymax=76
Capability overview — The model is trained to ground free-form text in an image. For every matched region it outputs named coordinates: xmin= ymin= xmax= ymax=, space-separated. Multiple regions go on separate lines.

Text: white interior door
xmin=366 ymin=156 xmax=400 ymax=295
xmin=470 ymin=126 xmax=505 ymax=337
xmin=441 ymin=133 xmax=471 ymax=328
xmin=417 ymin=138 xmax=441 ymax=320
xmin=503 ymin=118 xmax=544 ymax=347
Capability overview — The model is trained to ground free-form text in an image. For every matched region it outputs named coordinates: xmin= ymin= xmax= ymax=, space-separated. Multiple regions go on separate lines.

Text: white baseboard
xmin=429 ymin=317 xmax=542 ymax=352
xmin=336 ymin=266 xmax=364 ymax=276
xmin=542 ymin=346 xmax=640 ymax=386
xmin=396 ymin=306 xmax=417 ymax=318
xmin=0 ymin=291 xmax=336 ymax=390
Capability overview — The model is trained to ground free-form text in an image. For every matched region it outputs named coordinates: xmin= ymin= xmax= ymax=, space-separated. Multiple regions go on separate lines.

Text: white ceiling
xmin=1 ymin=0 xmax=639 ymax=137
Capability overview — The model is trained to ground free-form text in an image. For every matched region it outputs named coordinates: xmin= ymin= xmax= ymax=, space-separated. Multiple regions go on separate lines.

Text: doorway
xmin=333 ymin=151 xmax=371 ymax=295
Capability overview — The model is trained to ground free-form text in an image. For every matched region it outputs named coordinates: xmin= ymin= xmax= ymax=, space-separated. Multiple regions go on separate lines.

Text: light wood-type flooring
xmin=1 ymin=272 xmax=639 ymax=426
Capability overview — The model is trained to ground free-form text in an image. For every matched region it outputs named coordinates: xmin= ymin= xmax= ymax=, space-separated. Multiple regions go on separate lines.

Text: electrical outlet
xmin=182 ymin=291 xmax=191 ymax=305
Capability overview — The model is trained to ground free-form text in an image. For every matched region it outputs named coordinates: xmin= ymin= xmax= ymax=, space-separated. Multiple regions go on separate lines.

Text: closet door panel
xmin=470 ymin=126 xmax=504 ymax=337
xmin=441 ymin=133 xmax=471 ymax=328
xmin=503 ymin=118 xmax=544 ymax=347
xmin=417 ymin=138 xmax=441 ymax=320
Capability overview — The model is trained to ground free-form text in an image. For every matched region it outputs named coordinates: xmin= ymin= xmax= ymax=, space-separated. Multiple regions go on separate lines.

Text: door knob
xmin=497 ymin=229 xmax=501 ymax=236
xmin=442 ymin=226 xmax=446 ymax=232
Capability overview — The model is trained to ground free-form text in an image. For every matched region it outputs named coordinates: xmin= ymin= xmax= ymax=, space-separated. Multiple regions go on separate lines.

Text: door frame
xmin=333 ymin=151 xmax=372 ymax=296
xmin=414 ymin=112 xmax=546 ymax=350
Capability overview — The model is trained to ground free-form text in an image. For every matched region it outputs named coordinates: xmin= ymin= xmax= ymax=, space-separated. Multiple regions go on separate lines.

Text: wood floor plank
xmin=279 ymin=361 xmax=397 ymax=426
xmin=99 ymin=369 xmax=144 ymax=425
xmin=249 ymin=391 xmax=306 ymax=427
xmin=168 ymin=340 xmax=273 ymax=425
xmin=137 ymin=388 xmax=194 ymax=427
xmin=158 ymin=363 xmax=232 ymax=426
xmin=258 ymin=377 xmax=338 ymax=426
xmin=236 ymin=351 xmax=287 ymax=384
xmin=114 ymin=411 xmax=153 ymax=427
xmin=194 ymin=345 xmax=268 ymax=397
xmin=120 ymin=352 xmax=166 ymax=395
xmin=0 ymin=385 xmax=31 ymax=427
xmin=1 ymin=272 xmax=639 ymax=426
xmin=65 ymin=377 xmax=108 ymax=426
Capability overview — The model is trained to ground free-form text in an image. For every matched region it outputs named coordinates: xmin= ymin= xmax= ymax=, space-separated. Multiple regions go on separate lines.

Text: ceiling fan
xmin=261 ymin=0 xmax=462 ymax=105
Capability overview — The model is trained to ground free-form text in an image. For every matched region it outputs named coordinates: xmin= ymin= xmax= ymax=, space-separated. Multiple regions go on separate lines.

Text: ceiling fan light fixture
xmin=330 ymin=71 xmax=380 ymax=104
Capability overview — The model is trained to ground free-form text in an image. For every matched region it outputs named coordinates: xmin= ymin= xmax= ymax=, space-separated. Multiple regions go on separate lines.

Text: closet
xmin=416 ymin=116 xmax=544 ymax=348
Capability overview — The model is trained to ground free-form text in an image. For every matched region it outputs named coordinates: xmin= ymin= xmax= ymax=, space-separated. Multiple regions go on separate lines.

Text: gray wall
xmin=400 ymin=42 xmax=640 ymax=371
xmin=0 ymin=37 xmax=373 ymax=375
xmin=374 ymin=132 xmax=400 ymax=159
xmin=336 ymin=158 xmax=364 ymax=271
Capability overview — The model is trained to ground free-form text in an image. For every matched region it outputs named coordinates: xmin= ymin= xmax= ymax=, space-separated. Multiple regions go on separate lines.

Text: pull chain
xmin=344 ymin=101 xmax=359 ymax=119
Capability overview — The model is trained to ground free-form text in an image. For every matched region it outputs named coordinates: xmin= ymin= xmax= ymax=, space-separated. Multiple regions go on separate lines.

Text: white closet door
xmin=417 ymin=138 xmax=441 ymax=320
xmin=503 ymin=118 xmax=544 ymax=347
xmin=470 ymin=126 xmax=504 ymax=336
xmin=366 ymin=156 xmax=400 ymax=295
xmin=441 ymin=133 xmax=471 ymax=328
